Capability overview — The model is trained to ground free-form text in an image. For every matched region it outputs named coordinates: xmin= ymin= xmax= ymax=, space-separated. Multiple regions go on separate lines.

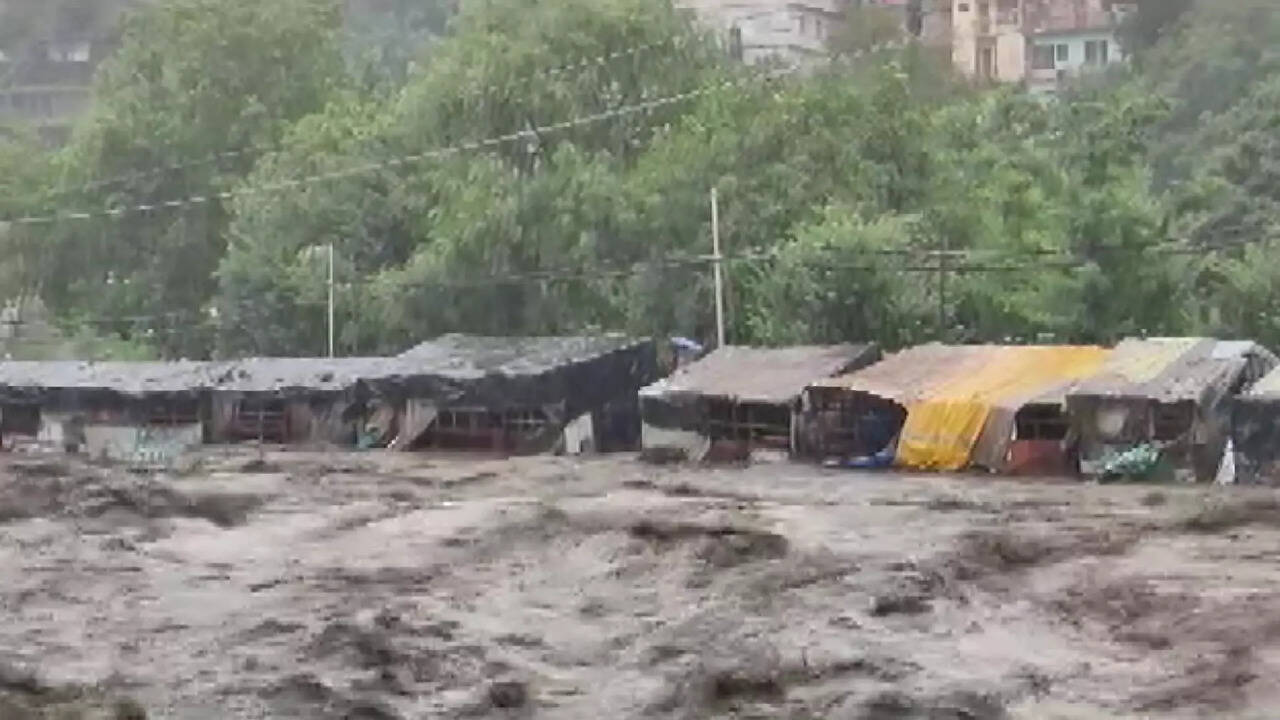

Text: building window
xmin=958 ymin=2 xmax=970 ymax=11
xmin=799 ymin=12 xmax=808 ymax=35
xmin=1055 ymin=43 xmax=1069 ymax=63
xmin=1031 ymin=44 xmax=1056 ymax=70
xmin=728 ymin=25 xmax=744 ymax=61
xmin=46 ymin=41 xmax=90 ymax=63
xmin=1085 ymin=39 xmax=1109 ymax=65
xmin=978 ymin=47 xmax=996 ymax=78
xmin=996 ymin=0 xmax=1019 ymax=25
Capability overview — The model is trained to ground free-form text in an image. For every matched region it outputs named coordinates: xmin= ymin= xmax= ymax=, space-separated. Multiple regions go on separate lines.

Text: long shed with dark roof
xmin=0 ymin=334 xmax=658 ymax=460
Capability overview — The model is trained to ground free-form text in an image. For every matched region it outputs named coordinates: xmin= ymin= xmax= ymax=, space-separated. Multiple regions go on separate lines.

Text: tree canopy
xmin=1 ymin=0 xmax=1278 ymax=358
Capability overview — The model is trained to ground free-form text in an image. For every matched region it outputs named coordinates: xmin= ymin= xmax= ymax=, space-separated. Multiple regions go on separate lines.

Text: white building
xmin=945 ymin=0 xmax=1133 ymax=93
xmin=1025 ymin=24 xmax=1126 ymax=93
xmin=676 ymin=0 xmax=846 ymax=67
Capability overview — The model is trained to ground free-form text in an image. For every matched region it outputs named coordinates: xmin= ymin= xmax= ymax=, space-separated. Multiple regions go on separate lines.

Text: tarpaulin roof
xmin=0 ymin=334 xmax=655 ymax=403
xmin=895 ymin=346 xmax=1109 ymax=471
xmin=641 ymin=344 xmax=880 ymax=406
xmin=1066 ymin=338 xmax=1276 ymax=405
xmin=810 ymin=344 xmax=1001 ymax=401
xmin=398 ymin=333 xmax=642 ymax=377
xmin=813 ymin=344 xmax=1111 ymax=471
xmin=206 ymin=357 xmax=412 ymax=394
xmin=0 ymin=356 xmax=432 ymax=397
xmin=0 ymin=360 xmax=226 ymax=396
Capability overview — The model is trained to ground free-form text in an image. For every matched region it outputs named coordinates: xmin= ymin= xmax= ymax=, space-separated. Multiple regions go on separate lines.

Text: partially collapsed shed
xmin=1066 ymin=338 xmax=1276 ymax=482
xmin=803 ymin=344 xmax=1112 ymax=474
xmin=1232 ymin=366 xmax=1280 ymax=484
xmin=392 ymin=334 xmax=657 ymax=453
xmin=639 ymin=344 xmax=880 ymax=460
xmin=0 ymin=334 xmax=657 ymax=462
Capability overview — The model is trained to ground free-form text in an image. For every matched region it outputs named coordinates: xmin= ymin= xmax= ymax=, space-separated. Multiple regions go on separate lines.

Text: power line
xmin=39 ymin=36 xmax=690 ymax=201
xmin=21 ymin=240 xmax=1249 ymax=332
xmin=4 ymin=237 xmax=1254 ymax=343
xmin=4 ymin=70 xmax=783 ymax=228
xmin=34 ymin=33 xmax=925 ymax=207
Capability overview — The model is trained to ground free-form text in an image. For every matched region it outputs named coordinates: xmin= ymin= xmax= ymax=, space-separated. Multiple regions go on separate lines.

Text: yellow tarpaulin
xmin=895 ymin=346 xmax=1110 ymax=471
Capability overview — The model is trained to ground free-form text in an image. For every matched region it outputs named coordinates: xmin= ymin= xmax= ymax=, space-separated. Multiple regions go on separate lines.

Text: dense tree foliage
xmin=38 ymin=0 xmax=348 ymax=356
xmin=0 ymin=0 xmax=1278 ymax=358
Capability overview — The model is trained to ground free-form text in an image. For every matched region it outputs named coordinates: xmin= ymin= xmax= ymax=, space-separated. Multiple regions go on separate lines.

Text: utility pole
xmin=711 ymin=188 xmax=726 ymax=349
xmin=938 ymin=237 xmax=948 ymax=339
xmin=327 ymin=242 xmax=336 ymax=358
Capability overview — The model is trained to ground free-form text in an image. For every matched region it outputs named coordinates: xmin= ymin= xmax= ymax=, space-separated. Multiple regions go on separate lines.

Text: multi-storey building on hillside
xmin=0 ymin=0 xmax=137 ymax=142
xmin=944 ymin=0 xmax=1133 ymax=92
xmin=676 ymin=0 xmax=847 ymax=67
xmin=678 ymin=0 xmax=1130 ymax=92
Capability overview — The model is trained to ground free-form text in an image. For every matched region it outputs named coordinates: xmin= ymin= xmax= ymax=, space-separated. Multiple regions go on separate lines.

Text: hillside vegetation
xmin=0 ymin=0 xmax=1275 ymax=358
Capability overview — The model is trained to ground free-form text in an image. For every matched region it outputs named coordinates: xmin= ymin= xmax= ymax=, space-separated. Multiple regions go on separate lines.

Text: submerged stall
xmin=1232 ymin=366 xmax=1280 ymax=485
xmin=803 ymin=344 xmax=1110 ymax=474
xmin=0 ymin=334 xmax=658 ymax=462
xmin=393 ymin=334 xmax=657 ymax=453
xmin=1066 ymin=338 xmax=1276 ymax=483
xmin=0 ymin=360 xmax=220 ymax=464
xmin=639 ymin=344 xmax=880 ymax=461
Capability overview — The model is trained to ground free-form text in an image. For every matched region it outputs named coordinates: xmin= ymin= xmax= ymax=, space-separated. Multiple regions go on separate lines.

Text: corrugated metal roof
xmin=0 ymin=360 xmax=227 ymax=396
xmin=810 ymin=344 xmax=1006 ymax=402
xmin=1067 ymin=338 xmax=1274 ymax=404
xmin=641 ymin=344 xmax=879 ymax=405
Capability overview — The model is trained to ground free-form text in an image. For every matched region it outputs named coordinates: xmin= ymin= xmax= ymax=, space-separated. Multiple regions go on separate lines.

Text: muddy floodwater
xmin=2 ymin=450 xmax=1280 ymax=719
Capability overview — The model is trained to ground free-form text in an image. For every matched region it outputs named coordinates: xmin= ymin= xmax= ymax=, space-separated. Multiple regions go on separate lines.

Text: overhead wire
xmin=5 ymin=67 xmax=791 ymax=227
xmin=24 ymin=0 xmax=1280 ymax=201
xmin=12 ymin=26 xmax=1271 ymax=346
xmin=38 ymin=36 xmax=688 ymax=201
xmin=36 ymin=33 xmax=928 ymax=208
xmin=0 ymin=244 xmax=1139 ymax=334
xmin=3 ymin=232 xmax=1261 ymax=340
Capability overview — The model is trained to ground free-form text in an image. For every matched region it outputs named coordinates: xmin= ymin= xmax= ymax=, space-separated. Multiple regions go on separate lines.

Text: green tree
xmin=0 ymin=126 xmax=55 ymax=299
xmin=740 ymin=208 xmax=934 ymax=347
xmin=54 ymin=0 xmax=1265 ymax=359
xmin=1136 ymin=0 xmax=1280 ymax=187
xmin=1181 ymin=77 xmax=1280 ymax=346
xmin=218 ymin=0 xmax=723 ymax=355
xmin=345 ymin=0 xmax=457 ymax=91
xmin=1117 ymin=0 xmax=1194 ymax=59
xmin=1044 ymin=89 xmax=1185 ymax=342
xmin=618 ymin=65 xmax=938 ymax=345
xmin=43 ymin=0 xmax=348 ymax=357
xmin=827 ymin=4 xmax=904 ymax=59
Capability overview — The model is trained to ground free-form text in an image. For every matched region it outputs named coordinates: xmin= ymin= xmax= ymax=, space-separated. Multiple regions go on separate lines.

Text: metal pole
xmin=711 ymin=188 xmax=726 ymax=349
xmin=938 ymin=252 xmax=946 ymax=336
xmin=327 ymin=242 xmax=335 ymax=358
